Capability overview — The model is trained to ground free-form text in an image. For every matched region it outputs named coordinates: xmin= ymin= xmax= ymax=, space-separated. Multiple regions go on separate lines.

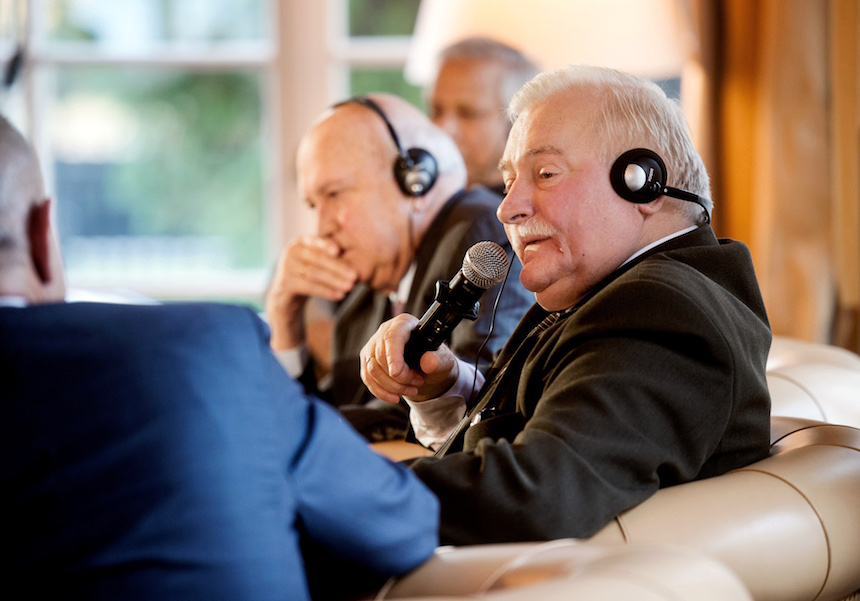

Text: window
xmin=3 ymin=0 xmax=276 ymax=304
xmin=342 ymin=0 xmax=423 ymax=107
xmin=0 ymin=0 xmax=428 ymax=306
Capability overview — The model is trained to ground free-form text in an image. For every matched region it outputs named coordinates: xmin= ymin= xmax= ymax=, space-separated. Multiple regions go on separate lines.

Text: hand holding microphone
xmin=404 ymin=241 xmax=510 ymax=369
xmin=360 ymin=241 xmax=510 ymax=403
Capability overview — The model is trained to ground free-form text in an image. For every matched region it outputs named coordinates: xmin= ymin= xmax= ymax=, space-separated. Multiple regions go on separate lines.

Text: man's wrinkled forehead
xmin=298 ymin=128 xmax=352 ymax=191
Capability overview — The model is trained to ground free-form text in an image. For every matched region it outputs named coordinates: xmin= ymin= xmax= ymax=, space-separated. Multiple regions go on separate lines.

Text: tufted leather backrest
xmin=588 ymin=418 xmax=860 ymax=601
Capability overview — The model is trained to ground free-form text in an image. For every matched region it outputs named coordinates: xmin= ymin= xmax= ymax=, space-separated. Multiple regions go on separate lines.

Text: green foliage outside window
xmin=348 ymin=0 xmax=421 ymax=36
xmin=55 ymin=67 xmax=265 ymax=269
xmin=350 ymin=68 xmax=425 ymax=111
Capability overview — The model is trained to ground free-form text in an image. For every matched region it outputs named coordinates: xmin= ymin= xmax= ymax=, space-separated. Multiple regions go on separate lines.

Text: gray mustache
xmin=509 ymin=221 xmax=558 ymax=244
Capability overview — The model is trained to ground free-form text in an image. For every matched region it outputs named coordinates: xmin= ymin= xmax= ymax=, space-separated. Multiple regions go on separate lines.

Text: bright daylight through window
xmin=6 ymin=0 xmax=272 ymax=303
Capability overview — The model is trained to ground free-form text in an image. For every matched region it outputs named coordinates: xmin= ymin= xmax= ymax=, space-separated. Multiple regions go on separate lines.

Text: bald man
xmin=266 ymin=93 xmax=531 ymax=441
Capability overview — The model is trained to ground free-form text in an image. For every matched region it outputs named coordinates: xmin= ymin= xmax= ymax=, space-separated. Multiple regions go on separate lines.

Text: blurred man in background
xmin=427 ymin=37 xmax=540 ymax=194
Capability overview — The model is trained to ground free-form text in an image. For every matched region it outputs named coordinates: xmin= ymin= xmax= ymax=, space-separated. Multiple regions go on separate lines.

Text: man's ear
xmin=27 ymin=198 xmax=54 ymax=284
xmin=636 ymin=196 xmax=665 ymax=217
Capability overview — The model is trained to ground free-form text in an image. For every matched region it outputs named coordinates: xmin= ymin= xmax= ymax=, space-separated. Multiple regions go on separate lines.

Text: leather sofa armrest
xmin=371 ymin=440 xmax=434 ymax=462
xmin=376 ymin=541 xmax=751 ymax=600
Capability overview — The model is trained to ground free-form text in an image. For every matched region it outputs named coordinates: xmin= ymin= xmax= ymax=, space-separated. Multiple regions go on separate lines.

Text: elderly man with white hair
xmin=361 ymin=65 xmax=772 ymax=546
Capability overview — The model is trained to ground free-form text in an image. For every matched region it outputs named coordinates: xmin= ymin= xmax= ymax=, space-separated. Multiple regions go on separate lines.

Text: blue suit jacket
xmin=0 ymin=301 xmax=438 ymax=600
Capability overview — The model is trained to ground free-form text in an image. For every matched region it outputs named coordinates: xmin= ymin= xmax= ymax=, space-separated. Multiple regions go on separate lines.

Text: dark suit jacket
xmin=411 ymin=226 xmax=772 ymax=545
xmin=316 ymin=187 xmax=532 ymax=438
xmin=0 ymin=301 xmax=438 ymax=600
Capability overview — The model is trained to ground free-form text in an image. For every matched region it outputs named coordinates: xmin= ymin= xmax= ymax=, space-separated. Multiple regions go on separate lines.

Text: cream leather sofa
xmin=377 ymin=541 xmax=754 ymax=600
xmin=369 ymin=338 xmax=860 ymax=601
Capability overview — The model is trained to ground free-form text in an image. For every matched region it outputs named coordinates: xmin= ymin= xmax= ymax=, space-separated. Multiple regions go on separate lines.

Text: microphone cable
xmin=429 ymin=250 xmax=515 ymax=459
xmin=468 ymin=249 xmax=515 ymax=403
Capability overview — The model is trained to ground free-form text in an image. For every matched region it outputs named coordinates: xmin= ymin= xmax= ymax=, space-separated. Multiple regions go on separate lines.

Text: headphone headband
xmin=338 ymin=96 xmax=405 ymax=155
xmin=333 ymin=96 xmax=439 ymax=198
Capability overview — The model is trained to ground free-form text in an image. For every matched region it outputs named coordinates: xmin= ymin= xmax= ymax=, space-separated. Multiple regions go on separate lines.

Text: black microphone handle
xmin=403 ymin=279 xmax=480 ymax=369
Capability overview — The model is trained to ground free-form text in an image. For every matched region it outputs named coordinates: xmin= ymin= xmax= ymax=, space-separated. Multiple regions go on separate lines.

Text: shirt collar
xmin=619 ymin=225 xmax=699 ymax=269
xmin=389 ymin=262 xmax=417 ymax=309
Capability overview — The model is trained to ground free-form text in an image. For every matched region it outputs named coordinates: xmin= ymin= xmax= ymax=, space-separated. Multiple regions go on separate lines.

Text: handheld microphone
xmin=404 ymin=241 xmax=510 ymax=369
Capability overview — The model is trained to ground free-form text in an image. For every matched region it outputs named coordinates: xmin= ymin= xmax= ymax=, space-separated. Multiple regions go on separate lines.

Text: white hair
xmin=509 ymin=64 xmax=712 ymax=224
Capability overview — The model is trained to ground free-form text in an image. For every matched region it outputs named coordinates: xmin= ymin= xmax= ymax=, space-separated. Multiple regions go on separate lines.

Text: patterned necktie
xmin=432 ymin=311 xmax=562 ymax=457
xmin=527 ymin=311 xmax=562 ymax=337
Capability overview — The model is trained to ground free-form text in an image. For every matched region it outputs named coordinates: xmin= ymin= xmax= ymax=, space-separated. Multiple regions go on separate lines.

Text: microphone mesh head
xmin=462 ymin=241 xmax=510 ymax=289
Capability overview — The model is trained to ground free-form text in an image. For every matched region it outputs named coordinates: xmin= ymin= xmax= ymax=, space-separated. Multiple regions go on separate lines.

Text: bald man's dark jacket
xmin=411 ymin=226 xmax=772 ymax=545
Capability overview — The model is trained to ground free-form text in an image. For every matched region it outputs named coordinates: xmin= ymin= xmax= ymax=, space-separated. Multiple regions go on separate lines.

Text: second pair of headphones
xmin=610 ymin=148 xmax=710 ymax=223
xmin=335 ymin=96 xmax=439 ymax=198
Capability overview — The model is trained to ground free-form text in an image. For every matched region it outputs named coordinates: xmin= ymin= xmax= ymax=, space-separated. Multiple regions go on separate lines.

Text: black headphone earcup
xmin=610 ymin=149 xmax=666 ymax=203
xmin=333 ymin=96 xmax=440 ymax=198
xmin=395 ymin=147 xmax=438 ymax=198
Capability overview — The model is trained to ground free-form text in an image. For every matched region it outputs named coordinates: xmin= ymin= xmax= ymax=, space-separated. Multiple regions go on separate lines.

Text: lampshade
xmin=406 ymin=0 xmax=692 ymax=85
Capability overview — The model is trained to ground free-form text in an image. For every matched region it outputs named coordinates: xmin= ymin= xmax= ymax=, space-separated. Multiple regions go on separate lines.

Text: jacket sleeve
xmin=247 ymin=306 xmax=440 ymax=583
xmin=289 ymin=399 xmax=440 ymax=574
